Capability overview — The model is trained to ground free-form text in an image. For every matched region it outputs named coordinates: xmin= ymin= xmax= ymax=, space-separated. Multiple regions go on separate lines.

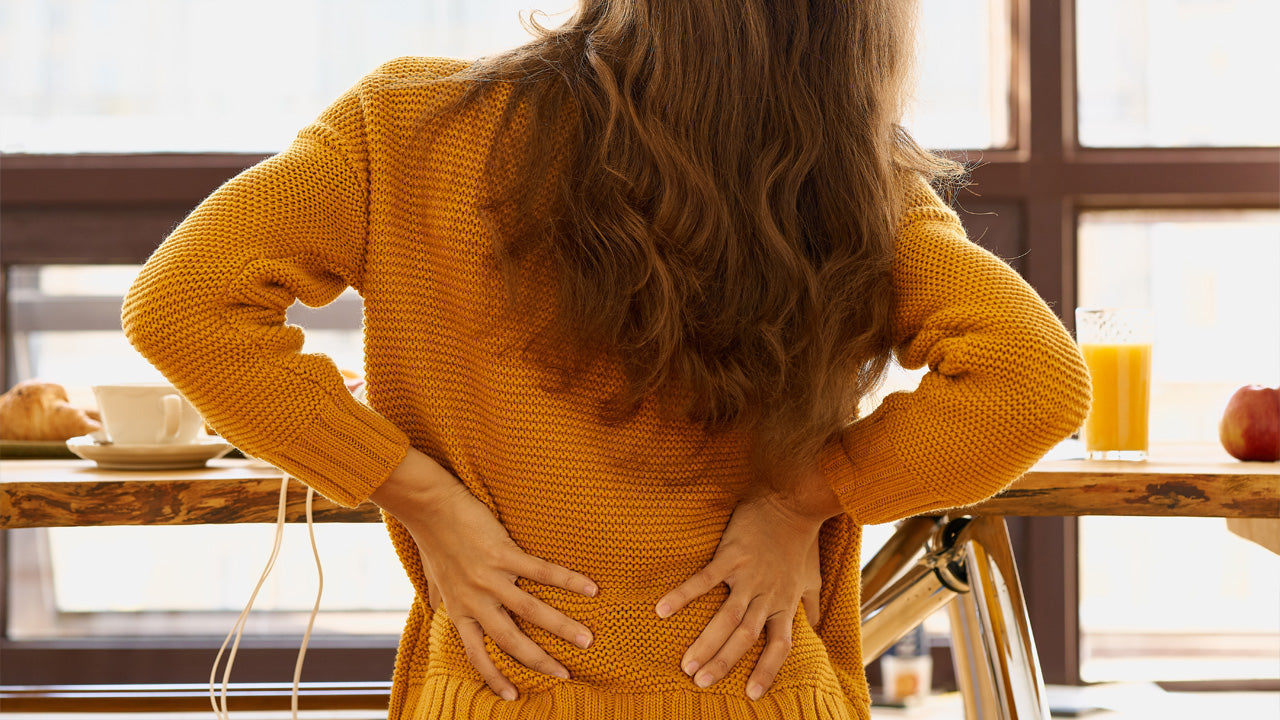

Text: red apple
xmin=1219 ymin=385 xmax=1280 ymax=462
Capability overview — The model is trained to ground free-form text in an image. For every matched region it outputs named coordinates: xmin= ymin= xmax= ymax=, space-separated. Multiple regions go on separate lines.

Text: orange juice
xmin=1080 ymin=343 xmax=1152 ymax=454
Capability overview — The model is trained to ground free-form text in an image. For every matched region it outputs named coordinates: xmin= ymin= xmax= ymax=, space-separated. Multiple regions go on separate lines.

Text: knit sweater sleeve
xmin=122 ymin=74 xmax=410 ymax=507
xmin=818 ymin=178 xmax=1091 ymax=525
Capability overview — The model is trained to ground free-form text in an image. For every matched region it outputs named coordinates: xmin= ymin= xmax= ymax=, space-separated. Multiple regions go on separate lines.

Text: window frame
xmin=2 ymin=0 xmax=1278 ymax=688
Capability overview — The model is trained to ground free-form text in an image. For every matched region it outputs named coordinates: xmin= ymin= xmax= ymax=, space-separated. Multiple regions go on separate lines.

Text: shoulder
xmin=896 ymin=172 xmax=965 ymax=234
xmin=352 ymin=56 xmax=481 ymax=109
xmin=888 ymin=174 xmax=1031 ymax=300
xmin=361 ymin=56 xmax=475 ymax=89
xmin=303 ymin=56 xmax=511 ymax=150
xmin=349 ymin=56 xmax=521 ymax=130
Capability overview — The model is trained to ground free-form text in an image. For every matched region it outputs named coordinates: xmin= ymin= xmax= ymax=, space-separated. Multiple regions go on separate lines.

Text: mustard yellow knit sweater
xmin=123 ymin=57 xmax=1091 ymax=720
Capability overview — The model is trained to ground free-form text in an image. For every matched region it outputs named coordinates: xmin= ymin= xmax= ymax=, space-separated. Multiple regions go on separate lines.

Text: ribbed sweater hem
xmin=405 ymin=674 xmax=855 ymax=720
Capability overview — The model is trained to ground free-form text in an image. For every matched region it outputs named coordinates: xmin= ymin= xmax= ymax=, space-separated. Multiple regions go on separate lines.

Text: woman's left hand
xmin=655 ymin=492 xmax=824 ymax=701
xmin=372 ymin=448 xmax=597 ymax=701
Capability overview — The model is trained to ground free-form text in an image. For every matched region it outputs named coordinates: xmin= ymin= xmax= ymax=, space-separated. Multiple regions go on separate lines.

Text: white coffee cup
xmin=91 ymin=383 xmax=205 ymax=446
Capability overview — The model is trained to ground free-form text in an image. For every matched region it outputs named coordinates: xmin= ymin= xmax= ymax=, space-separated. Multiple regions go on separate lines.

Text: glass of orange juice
xmin=1076 ymin=308 xmax=1153 ymax=461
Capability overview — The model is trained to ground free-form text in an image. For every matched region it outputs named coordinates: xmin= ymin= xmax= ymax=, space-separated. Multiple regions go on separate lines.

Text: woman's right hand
xmin=371 ymin=448 xmax=598 ymax=701
xmin=656 ymin=492 xmax=824 ymax=699
xmin=655 ymin=464 xmax=843 ymax=699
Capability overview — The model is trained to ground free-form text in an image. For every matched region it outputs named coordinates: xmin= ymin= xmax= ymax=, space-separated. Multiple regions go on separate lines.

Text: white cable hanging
xmin=209 ymin=474 xmax=324 ymax=720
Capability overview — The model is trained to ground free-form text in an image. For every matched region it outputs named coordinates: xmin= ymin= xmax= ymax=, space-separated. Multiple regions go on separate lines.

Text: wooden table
xmin=2 ymin=445 xmax=1276 ymax=528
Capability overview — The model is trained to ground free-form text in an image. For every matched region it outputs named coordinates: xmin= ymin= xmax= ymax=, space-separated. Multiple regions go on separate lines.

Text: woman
xmin=123 ymin=1 xmax=1091 ymax=718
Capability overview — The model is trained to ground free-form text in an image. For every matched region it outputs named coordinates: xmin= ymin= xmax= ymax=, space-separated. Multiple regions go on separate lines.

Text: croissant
xmin=0 ymin=380 xmax=102 ymax=441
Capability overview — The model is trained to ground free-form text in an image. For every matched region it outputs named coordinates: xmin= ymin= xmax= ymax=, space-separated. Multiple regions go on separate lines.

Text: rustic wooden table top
xmin=1 ymin=444 xmax=1276 ymax=528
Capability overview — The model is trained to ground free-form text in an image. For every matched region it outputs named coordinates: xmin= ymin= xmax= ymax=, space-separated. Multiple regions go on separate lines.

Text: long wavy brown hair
xmin=455 ymin=0 xmax=960 ymax=479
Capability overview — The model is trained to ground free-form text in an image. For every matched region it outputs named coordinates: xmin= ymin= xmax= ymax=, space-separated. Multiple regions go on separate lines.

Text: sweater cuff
xmin=819 ymin=417 xmax=941 ymax=526
xmin=272 ymin=393 xmax=411 ymax=508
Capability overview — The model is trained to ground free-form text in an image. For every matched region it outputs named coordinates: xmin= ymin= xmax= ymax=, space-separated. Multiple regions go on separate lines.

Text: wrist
xmin=764 ymin=467 xmax=844 ymax=527
xmin=369 ymin=447 xmax=464 ymax=519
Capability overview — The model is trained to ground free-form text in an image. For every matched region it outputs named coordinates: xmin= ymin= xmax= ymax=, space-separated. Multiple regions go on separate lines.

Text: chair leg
xmin=860 ymin=515 xmax=1052 ymax=719
xmin=950 ymin=515 xmax=1052 ymax=720
xmin=948 ymin=579 xmax=1004 ymax=719
xmin=860 ymin=516 xmax=944 ymax=603
xmin=861 ymin=518 xmax=969 ymax=664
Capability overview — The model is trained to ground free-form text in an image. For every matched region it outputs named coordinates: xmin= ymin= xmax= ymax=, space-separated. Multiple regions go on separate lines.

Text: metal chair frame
xmin=860 ymin=515 xmax=1051 ymax=719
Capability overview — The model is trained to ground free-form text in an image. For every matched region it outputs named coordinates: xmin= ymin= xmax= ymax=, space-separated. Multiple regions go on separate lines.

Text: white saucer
xmin=66 ymin=435 xmax=233 ymax=470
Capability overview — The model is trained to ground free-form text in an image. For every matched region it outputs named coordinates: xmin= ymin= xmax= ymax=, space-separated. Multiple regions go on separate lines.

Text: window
xmin=1068 ymin=0 xmax=1280 ymax=686
xmin=1078 ymin=516 xmax=1280 ymax=682
xmin=1076 ymin=210 xmax=1280 ymax=681
xmin=2 ymin=0 xmax=1009 ymax=155
xmin=1077 ymin=211 xmax=1280 ymax=445
xmin=1076 ymin=0 xmax=1280 ymax=147
xmin=1 ymin=0 xmax=577 ymax=154
xmin=8 ymin=524 xmax=412 ymax=639
xmin=7 ymin=264 xmax=404 ymax=644
xmin=910 ymin=0 xmax=1012 ymax=150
